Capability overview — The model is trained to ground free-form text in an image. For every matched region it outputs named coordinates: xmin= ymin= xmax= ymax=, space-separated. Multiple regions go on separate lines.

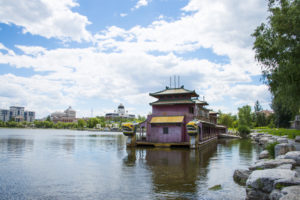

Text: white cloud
xmin=120 ymin=13 xmax=128 ymax=17
xmin=132 ymin=0 xmax=150 ymax=10
xmin=0 ymin=0 xmax=91 ymax=42
xmin=0 ymin=0 xmax=272 ymax=117
xmin=230 ymin=84 xmax=271 ymax=106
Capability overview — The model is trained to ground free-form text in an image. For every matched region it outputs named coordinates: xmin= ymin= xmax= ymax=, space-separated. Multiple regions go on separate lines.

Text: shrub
xmin=238 ymin=125 xmax=251 ymax=135
xmin=268 ymin=121 xmax=275 ymax=128
xmin=266 ymin=142 xmax=279 ymax=158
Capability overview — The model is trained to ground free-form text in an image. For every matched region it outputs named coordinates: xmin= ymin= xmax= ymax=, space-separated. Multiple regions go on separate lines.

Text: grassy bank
xmin=254 ymin=127 xmax=300 ymax=139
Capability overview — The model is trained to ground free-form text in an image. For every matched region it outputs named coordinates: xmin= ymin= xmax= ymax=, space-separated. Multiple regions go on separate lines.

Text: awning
xmin=150 ymin=116 xmax=184 ymax=124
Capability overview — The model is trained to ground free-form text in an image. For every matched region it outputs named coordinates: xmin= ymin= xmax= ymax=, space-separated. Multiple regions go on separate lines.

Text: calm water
xmin=0 ymin=128 xmax=261 ymax=200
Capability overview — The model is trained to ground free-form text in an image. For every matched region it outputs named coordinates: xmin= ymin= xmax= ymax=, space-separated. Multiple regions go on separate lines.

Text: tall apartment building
xmin=9 ymin=106 xmax=25 ymax=122
xmin=0 ymin=109 xmax=10 ymax=122
xmin=24 ymin=111 xmax=36 ymax=122
xmin=0 ymin=106 xmax=35 ymax=122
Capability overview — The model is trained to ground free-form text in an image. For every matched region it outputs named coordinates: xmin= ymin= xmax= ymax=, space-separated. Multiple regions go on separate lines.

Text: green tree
xmin=272 ymin=96 xmax=293 ymax=127
xmin=137 ymin=115 xmax=146 ymax=122
xmin=218 ymin=113 xmax=235 ymax=128
xmin=252 ymin=0 xmax=300 ymax=115
xmin=254 ymin=100 xmax=263 ymax=113
xmin=77 ymin=119 xmax=86 ymax=129
xmin=46 ymin=115 xmax=51 ymax=122
xmin=6 ymin=121 xmax=18 ymax=127
xmin=238 ymin=105 xmax=252 ymax=127
xmin=253 ymin=100 xmax=267 ymax=127
xmin=87 ymin=118 xmax=100 ymax=128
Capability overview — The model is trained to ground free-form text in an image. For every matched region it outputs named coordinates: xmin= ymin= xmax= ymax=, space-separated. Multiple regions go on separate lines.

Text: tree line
xmin=0 ymin=115 xmax=146 ymax=130
xmin=252 ymin=0 xmax=299 ymax=127
xmin=218 ymin=100 xmax=275 ymax=134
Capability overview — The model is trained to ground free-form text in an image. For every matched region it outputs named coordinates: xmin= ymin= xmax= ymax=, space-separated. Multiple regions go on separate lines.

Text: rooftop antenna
xmin=170 ymin=76 xmax=171 ymax=88
xmin=178 ymin=76 xmax=180 ymax=88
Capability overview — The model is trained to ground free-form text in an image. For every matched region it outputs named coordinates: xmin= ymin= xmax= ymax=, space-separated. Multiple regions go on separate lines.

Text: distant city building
xmin=259 ymin=110 xmax=274 ymax=117
xmin=0 ymin=109 xmax=10 ymax=122
xmin=0 ymin=106 xmax=35 ymax=122
xmin=10 ymin=106 xmax=25 ymax=122
xmin=51 ymin=106 xmax=76 ymax=123
xmin=105 ymin=104 xmax=135 ymax=119
xmin=24 ymin=111 xmax=36 ymax=122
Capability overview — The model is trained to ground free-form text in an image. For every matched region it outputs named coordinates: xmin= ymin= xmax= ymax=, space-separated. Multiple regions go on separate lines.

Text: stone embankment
xmin=233 ymin=132 xmax=300 ymax=200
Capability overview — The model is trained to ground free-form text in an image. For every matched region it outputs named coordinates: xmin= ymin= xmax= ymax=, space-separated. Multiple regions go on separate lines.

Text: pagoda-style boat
xmin=122 ymin=85 xmax=227 ymax=149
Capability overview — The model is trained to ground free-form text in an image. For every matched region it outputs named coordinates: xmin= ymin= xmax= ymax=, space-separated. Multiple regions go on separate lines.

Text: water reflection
xmin=123 ymin=141 xmax=218 ymax=199
xmin=46 ymin=138 xmax=75 ymax=154
xmin=0 ymin=129 xmax=260 ymax=200
xmin=0 ymin=138 xmax=34 ymax=157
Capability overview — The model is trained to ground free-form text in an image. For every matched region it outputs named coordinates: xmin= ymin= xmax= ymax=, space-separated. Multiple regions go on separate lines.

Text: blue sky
xmin=0 ymin=0 xmax=271 ymax=118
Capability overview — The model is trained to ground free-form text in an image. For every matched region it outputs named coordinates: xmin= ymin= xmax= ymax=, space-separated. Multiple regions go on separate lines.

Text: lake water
xmin=0 ymin=128 xmax=261 ymax=200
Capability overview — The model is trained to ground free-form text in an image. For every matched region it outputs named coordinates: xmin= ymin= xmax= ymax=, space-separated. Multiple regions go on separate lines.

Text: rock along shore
xmin=233 ymin=131 xmax=300 ymax=200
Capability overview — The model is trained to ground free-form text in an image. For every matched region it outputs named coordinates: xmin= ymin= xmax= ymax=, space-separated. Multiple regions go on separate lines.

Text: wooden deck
xmin=136 ymin=141 xmax=189 ymax=147
xmin=135 ymin=136 xmax=218 ymax=148
xmin=218 ymin=134 xmax=241 ymax=139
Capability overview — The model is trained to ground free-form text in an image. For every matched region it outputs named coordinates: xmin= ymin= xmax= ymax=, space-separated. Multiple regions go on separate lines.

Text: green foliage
xmin=77 ymin=119 xmax=86 ymax=129
xmin=271 ymin=97 xmax=293 ymax=128
xmin=255 ymin=127 xmax=300 ymax=139
xmin=275 ymin=183 xmax=285 ymax=190
xmin=238 ymin=105 xmax=252 ymax=127
xmin=238 ymin=125 xmax=251 ymax=135
xmin=137 ymin=115 xmax=146 ymax=122
xmin=87 ymin=118 xmax=100 ymax=128
xmin=253 ymin=101 xmax=268 ymax=127
xmin=46 ymin=115 xmax=51 ymax=122
xmin=252 ymin=0 xmax=300 ymax=116
xmin=268 ymin=121 xmax=275 ymax=128
xmin=208 ymin=184 xmax=222 ymax=191
xmin=232 ymin=120 xmax=239 ymax=128
xmin=6 ymin=121 xmax=18 ymax=127
xmin=254 ymin=100 xmax=263 ymax=113
xmin=218 ymin=113 xmax=236 ymax=128
xmin=266 ymin=141 xmax=279 ymax=158
xmin=34 ymin=120 xmax=54 ymax=128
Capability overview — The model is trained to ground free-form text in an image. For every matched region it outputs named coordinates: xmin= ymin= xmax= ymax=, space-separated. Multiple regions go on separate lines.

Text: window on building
xmin=189 ymin=107 xmax=194 ymax=114
xmin=163 ymin=127 xmax=168 ymax=134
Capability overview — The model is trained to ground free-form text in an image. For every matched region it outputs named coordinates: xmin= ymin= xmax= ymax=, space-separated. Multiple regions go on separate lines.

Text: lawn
xmin=254 ymin=127 xmax=300 ymax=139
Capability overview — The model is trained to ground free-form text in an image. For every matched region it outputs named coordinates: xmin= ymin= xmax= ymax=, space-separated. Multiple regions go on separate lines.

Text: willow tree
xmin=252 ymin=0 xmax=300 ymax=116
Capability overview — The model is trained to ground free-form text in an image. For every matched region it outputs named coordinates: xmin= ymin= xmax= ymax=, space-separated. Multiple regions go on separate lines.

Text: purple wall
xmin=146 ymin=113 xmax=194 ymax=143
xmin=152 ymin=105 xmax=193 ymax=116
xmin=147 ymin=125 xmax=183 ymax=143
xmin=145 ymin=99 xmax=196 ymax=143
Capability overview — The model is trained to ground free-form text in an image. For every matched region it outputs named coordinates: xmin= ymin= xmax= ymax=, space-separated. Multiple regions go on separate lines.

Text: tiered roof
xmin=150 ymin=99 xmax=195 ymax=105
xmin=149 ymin=86 xmax=198 ymax=98
xmin=193 ymin=99 xmax=208 ymax=106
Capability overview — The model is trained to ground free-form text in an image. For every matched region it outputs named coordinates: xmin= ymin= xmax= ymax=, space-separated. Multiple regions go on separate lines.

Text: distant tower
xmin=118 ymin=104 xmax=125 ymax=115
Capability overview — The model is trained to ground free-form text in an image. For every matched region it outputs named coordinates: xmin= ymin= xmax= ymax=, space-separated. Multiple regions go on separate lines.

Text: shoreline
xmin=0 ymin=127 xmax=123 ymax=132
xmin=233 ymin=132 xmax=300 ymax=200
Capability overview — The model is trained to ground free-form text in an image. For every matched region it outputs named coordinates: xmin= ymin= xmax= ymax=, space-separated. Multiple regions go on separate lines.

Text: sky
xmin=0 ymin=0 xmax=272 ymax=118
